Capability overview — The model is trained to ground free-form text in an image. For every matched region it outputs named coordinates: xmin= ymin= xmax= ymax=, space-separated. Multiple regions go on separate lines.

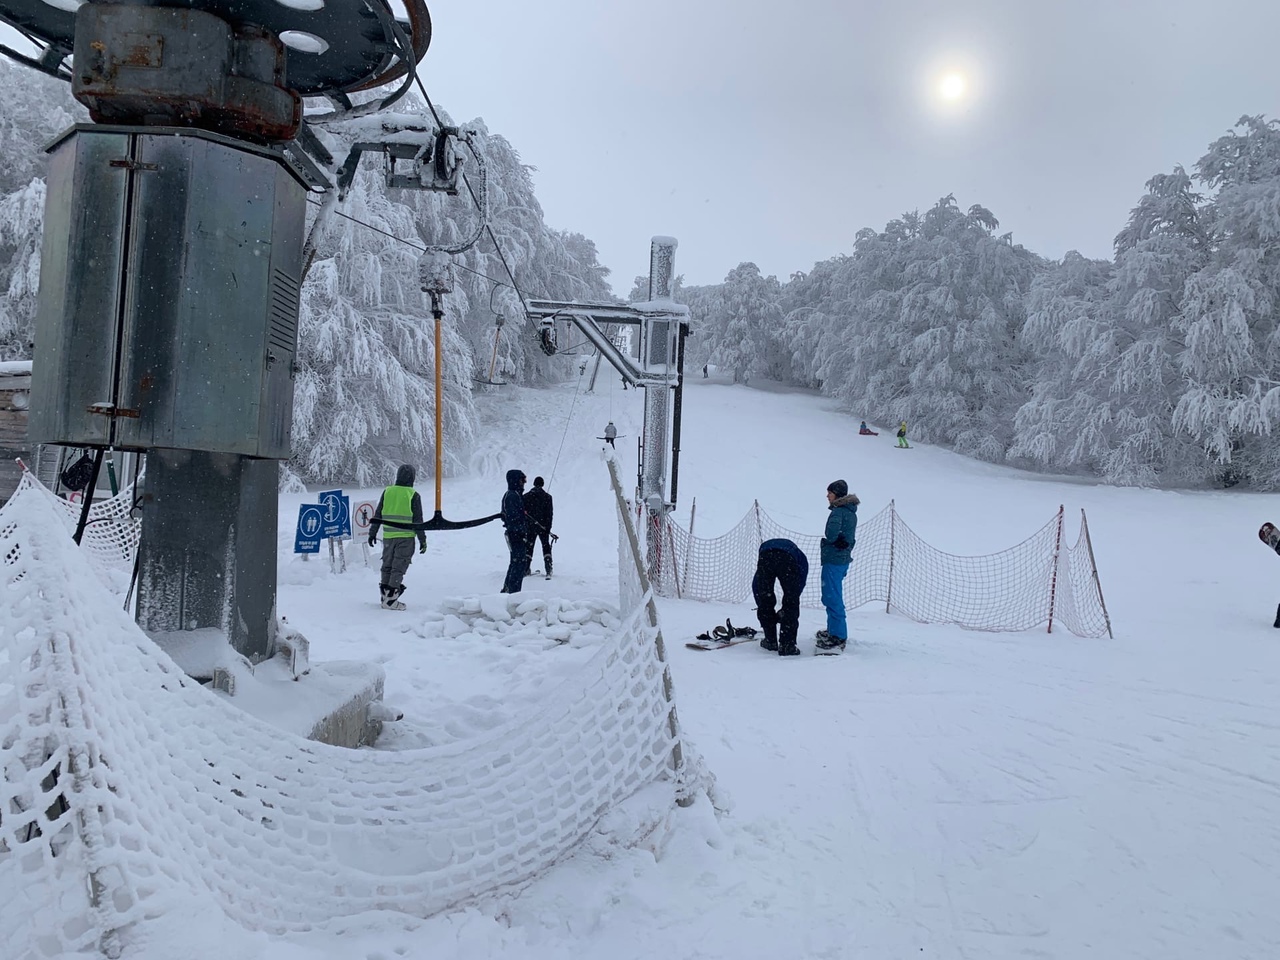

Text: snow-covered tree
xmin=698 ymin=263 xmax=785 ymax=383
xmin=0 ymin=61 xmax=81 ymax=360
xmin=1011 ymin=167 xmax=1209 ymax=486
xmin=1171 ymin=117 xmax=1280 ymax=486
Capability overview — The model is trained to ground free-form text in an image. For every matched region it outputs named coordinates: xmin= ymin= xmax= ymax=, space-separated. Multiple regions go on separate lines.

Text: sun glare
xmin=938 ymin=72 xmax=967 ymax=102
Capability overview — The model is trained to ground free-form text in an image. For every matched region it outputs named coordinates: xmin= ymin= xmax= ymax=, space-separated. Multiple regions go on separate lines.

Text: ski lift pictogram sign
xmin=353 ymin=500 xmax=377 ymax=533
xmin=317 ymin=489 xmax=351 ymax=538
xmin=294 ymin=505 xmax=324 ymax=554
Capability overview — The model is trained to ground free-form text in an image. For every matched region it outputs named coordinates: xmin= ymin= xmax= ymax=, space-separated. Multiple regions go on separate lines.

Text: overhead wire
xmin=303 ymin=197 xmax=513 ymax=289
xmin=410 ymin=73 xmax=536 ymax=313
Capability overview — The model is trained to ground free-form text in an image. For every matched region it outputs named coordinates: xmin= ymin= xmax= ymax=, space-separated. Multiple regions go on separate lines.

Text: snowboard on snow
xmin=686 ymin=620 xmax=759 ymax=651
xmin=685 ymin=634 xmax=761 ymax=651
xmin=1260 ymin=522 xmax=1280 ymax=555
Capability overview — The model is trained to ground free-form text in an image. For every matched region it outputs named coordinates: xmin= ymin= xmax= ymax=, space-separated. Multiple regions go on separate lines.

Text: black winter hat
xmin=533 ymin=476 xmax=545 ymax=487
xmin=827 ymin=479 xmax=848 ymax=498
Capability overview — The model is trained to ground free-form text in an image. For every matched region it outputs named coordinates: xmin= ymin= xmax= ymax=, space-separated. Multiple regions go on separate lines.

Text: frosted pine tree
xmin=1103 ymin=167 xmax=1209 ymax=485
xmin=291 ymin=155 xmax=477 ymax=488
xmin=703 ymin=263 xmax=783 ymax=383
xmin=1007 ymin=251 xmax=1116 ymax=474
xmin=1010 ymin=166 xmax=1210 ymax=486
xmin=814 ymin=198 xmax=1040 ymax=459
xmin=0 ymin=179 xmax=45 ymax=360
xmin=0 ymin=62 xmax=81 ymax=360
xmin=1173 ymin=117 xmax=1280 ymax=486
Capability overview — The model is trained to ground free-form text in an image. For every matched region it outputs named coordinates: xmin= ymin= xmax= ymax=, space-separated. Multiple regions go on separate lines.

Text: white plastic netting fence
xmin=1 ymin=467 xmax=685 ymax=959
xmin=9 ymin=469 xmax=142 ymax=592
xmin=649 ymin=500 xmax=1112 ymax=639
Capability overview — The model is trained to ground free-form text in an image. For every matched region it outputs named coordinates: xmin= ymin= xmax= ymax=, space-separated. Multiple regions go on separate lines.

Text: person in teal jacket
xmin=817 ymin=479 xmax=859 ymax=650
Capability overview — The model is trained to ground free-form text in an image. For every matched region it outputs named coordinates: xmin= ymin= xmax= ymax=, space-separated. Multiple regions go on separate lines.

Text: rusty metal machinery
xmin=0 ymin=0 xmax=431 ymax=102
xmin=2 ymin=0 xmax=435 ymax=662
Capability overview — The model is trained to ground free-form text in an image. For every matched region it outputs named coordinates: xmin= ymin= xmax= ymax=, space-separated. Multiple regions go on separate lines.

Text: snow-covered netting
xmin=654 ymin=501 xmax=1112 ymax=638
xmin=0 ymin=471 xmax=683 ymax=959
xmin=10 ymin=469 xmax=141 ymax=587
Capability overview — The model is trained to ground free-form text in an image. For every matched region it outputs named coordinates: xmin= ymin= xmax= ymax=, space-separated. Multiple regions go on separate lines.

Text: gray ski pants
xmin=380 ymin=538 xmax=416 ymax=589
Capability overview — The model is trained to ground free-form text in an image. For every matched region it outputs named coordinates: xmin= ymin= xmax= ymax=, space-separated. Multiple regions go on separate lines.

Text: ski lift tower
xmin=1 ymin=0 xmax=433 ymax=662
xmin=526 ymin=237 xmax=690 ymax=584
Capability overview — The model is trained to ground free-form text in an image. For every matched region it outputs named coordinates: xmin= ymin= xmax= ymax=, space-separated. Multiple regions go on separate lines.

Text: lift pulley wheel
xmin=0 ymin=0 xmax=430 ymax=97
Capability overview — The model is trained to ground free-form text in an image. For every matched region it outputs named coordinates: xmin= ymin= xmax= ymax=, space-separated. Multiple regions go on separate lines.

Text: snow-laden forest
xmin=4 ymin=56 xmax=1280 ymax=490
xmin=666 ymin=117 xmax=1280 ymax=491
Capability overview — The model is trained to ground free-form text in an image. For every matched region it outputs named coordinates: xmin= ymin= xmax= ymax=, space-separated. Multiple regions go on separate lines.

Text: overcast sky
xmin=421 ymin=0 xmax=1280 ymax=295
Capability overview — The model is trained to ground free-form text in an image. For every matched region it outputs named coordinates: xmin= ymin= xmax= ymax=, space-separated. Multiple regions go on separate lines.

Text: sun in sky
xmin=938 ymin=72 xmax=967 ymax=102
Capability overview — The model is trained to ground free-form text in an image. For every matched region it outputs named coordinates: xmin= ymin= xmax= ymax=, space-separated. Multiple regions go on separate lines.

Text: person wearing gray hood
xmin=368 ymin=464 xmax=427 ymax=610
xmin=817 ymin=479 xmax=859 ymax=651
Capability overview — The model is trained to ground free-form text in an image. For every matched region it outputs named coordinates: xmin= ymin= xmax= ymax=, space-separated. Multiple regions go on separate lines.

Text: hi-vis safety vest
xmin=380 ymin=485 xmax=416 ymax=539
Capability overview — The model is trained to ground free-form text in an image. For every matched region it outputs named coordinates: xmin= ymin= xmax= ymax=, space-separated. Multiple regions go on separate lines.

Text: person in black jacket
xmin=752 ymin=538 xmax=809 ymax=657
xmin=500 ymin=469 xmax=529 ymax=593
xmin=523 ymin=476 xmax=554 ymax=577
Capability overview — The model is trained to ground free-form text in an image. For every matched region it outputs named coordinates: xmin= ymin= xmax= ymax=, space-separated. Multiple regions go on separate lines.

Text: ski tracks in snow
xmin=661 ymin=598 xmax=1280 ymax=959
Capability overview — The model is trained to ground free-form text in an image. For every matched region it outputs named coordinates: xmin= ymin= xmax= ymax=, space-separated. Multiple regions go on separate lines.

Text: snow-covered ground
xmin=128 ymin=367 xmax=1280 ymax=958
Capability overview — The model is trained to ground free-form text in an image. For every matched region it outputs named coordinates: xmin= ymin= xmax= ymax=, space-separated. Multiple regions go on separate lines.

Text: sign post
xmin=353 ymin=499 xmax=377 ymax=567
xmin=318 ymin=489 xmax=351 ymax=573
xmin=294 ymin=504 xmax=324 ymax=559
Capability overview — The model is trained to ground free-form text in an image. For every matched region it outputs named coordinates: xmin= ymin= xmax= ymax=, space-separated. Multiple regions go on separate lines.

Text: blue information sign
xmin=294 ymin=504 xmax=324 ymax=554
xmin=317 ymin=489 xmax=351 ymax=539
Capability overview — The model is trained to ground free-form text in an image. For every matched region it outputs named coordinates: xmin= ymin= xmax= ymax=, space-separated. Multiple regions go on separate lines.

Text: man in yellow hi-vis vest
xmin=368 ymin=464 xmax=427 ymax=610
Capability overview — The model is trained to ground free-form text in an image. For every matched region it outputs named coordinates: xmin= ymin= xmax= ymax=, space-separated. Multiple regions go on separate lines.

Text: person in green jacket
xmin=368 ymin=464 xmax=427 ymax=610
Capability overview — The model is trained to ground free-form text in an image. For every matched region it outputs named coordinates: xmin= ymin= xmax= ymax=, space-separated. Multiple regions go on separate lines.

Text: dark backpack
xmin=60 ymin=452 xmax=95 ymax=492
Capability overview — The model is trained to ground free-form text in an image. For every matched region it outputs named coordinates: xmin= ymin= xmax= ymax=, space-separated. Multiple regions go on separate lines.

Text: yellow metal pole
xmin=434 ymin=310 xmax=444 ymax=514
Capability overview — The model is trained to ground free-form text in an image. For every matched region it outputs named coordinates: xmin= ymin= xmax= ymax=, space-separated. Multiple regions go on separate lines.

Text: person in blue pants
xmin=818 ymin=479 xmax=859 ymax=651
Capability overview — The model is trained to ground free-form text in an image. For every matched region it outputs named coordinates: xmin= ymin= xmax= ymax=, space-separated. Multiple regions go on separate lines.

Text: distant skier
xmin=603 ymin=421 xmax=617 ymax=448
xmin=368 ymin=464 xmax=427 ymax=610
xmin=859 ymin=421 xmax=879 ymax=436
xmin=703 ymin=364 xmax=709 ymax=379
xmin=817 ymin=479 xmax=859 ymax=652
xmin=752 ymin=538 xmax=809 ymax=657
xmin=896 ymin=421 xmax=910 ymax=448
xmin=499 ymin=469 xmax=530 ymax=594
xmin=524 ymin=476 xmax=554 ymax=578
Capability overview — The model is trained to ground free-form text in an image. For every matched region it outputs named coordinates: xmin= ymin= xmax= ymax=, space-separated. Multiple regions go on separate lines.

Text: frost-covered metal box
xmin=28 ymin=124 xmax=306 ymax=457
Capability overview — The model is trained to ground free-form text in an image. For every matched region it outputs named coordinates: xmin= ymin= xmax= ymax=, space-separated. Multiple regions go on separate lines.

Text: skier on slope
xmin=368 ymin=464 xmax=427 ymax=610
xmin=603 ymin=422 xmax=617 ymax=448
xmin=896 ymin=421 xmax=910 ymax=448
xmin=523 ymin=476 xmax=554 ymax=578
xmin=752 ymin=538 xmax=809 ymax=657
xmin=817 ymin=479 xmax=859 ymax=652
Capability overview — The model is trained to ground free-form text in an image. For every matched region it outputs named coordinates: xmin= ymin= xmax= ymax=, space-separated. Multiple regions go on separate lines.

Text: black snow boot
xmin=778 ymin=644 xmax=801 ymax=657
xmin=544 ymin=554 xmax=553 ymax=577
xmin=379 ymin=583 xmax=393 ymax=609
